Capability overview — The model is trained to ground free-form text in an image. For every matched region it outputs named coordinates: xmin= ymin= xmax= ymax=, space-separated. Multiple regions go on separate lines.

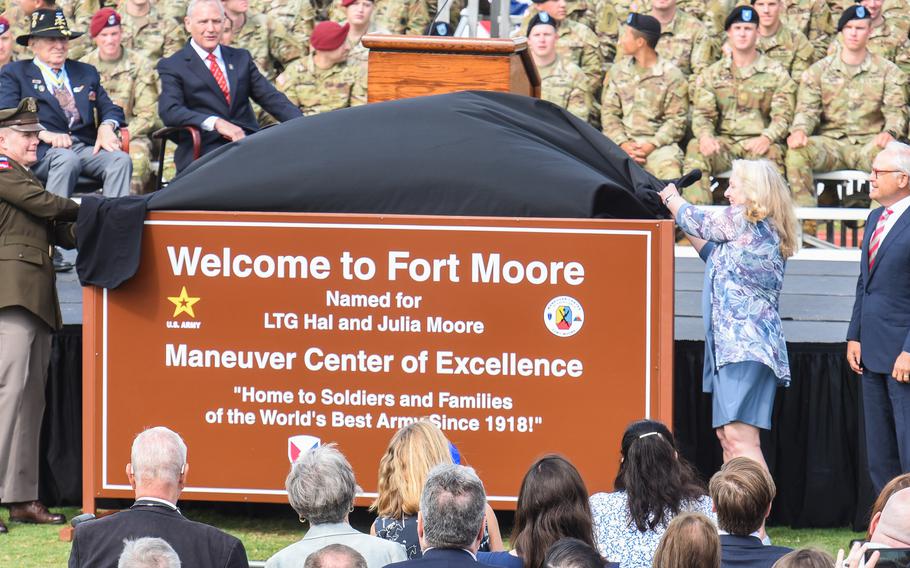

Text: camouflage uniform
xmin=346 ymin=22 xmax=391 ymax=84
xmin=550 ymin=17 xmax=604 ymax=93
xmin=655 ymin=9 xmax=718 ymax=82
xmin=684 ymin=54 xmax=796 ymax=203
xmin=780 ymin=0 xmax=833 ymax=61
xmin=524 ymin=1 xmax=618 ymax=64
xmin=4 ymin=4 xmax=32 ymax=61
xmin=276 ymin=53 xmax=366 ymax=116
xmin=331 ymin=0 xmax=430 ymax=35
xmin=785 ymin=52 xmax=908 ymax=205
xmin=538 ymin=55 xmax=593 ymax=122
xmin=230 ymin=11 xmax=303 ymax=80
xmin=883 ymin=0 xmax=910 ymax=37
xmin=82 ymin=47 xmax=158 ymax=192
xmin=828 ymin=17 xmax=906 ymax=63
xmin=160 ymin=0 xmax=188 ymax=25
xmin=757 ymin=23 xmax=814 ymax=78
xmin=249 ymin=0 xmax=314 ymax=45
xmin=601 ymin=56 xmax=688 ymax=179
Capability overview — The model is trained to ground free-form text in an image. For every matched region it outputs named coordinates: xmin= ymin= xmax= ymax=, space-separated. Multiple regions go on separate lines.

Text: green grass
xmin=0 ymin=505 xmax=868 ymax=567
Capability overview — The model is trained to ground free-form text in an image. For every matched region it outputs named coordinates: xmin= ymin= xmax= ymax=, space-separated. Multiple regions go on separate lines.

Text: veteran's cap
xmin=17 ymin=8 xmax=84 ymax=46
xmin=0 ymin=98 xmax=45 ymax=132
xmin=838 ymin=4 xmax=871 ymax=31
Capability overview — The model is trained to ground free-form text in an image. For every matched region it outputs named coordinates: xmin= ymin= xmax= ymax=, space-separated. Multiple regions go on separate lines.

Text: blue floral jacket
xmin=677 ymin=204 xmax=791 ymax=385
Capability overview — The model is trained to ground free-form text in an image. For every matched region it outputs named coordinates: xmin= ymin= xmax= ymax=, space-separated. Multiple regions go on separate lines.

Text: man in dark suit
xmin=0 ymin=8 xmax=131 ymax=199
xmin=68 ymin=426 xmax=248 ymax=568
xmin=0 ymin=97 xmax=74 ymax=534
xmin=385 ymin=464 xmax=489 ymax=568
xmin=848 ymin=140 xmax=910 ymax=494
xmin=156 ymin=0 xmax=302 ymax=173
xmin=710 ymin=457 xmax=791 ymax=568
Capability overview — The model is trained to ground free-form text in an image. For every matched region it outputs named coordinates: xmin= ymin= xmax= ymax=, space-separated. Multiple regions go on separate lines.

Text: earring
xmin=299 ymin=516 xmax=307 ymax=524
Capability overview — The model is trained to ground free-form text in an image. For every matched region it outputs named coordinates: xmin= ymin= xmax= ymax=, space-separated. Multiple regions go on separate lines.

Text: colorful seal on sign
xmin=288 ymin=435 xmax=321 ymax=464
xmin=544 ymin=296 xmax=584 ymax=337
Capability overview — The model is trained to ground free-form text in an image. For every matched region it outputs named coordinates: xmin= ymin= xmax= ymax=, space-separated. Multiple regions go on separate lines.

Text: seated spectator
xmin=385 ymin=464 xmax=490 ymax=568
xmin=248 ymin=0 xmax=315 ymax=47
xmin=868 ymin=487 xmax=910 ymax=547
xmin=709 ymin=457 xmax=791 ymax=568
xmin=866 ymin=473 xmax=910 ymax=540
xmin=68 ymin=426 xmax=248 ymax=568
xmin=828 ymin=0 xmax=906 ymax=62
xmin=371 ymin=421 xmax=502 ymax=559
xmin=0 ymin=18 xmax=13 ymax=70
xmin=341 ymin=0 xmax=388 ymax=80
xmin=601 ymin=12 xmax=687 ymax=179
xmin=545 ymin=538 xmax=617 ymax=568
xmin=527 ymin=13 xmax=593 ymax=123
xmin=0 ymin=8 xmax=132 ymax=198
xmin=276 ymin=21 xmax=366 ymax=116
xmin=650 ymin=0 xmax=718 ymax=84
xmin=221 ymin=0 xmax=302 ymax=81
xmin=156 ymin=0 xmax=302 ymax=173
xmin=785 ymin=6 xmax=907 ymax=207
xmin=521 ymin=0 xmax=603 ymax=93
xmin=306 ymin=544 xmax=369 ymax=568
xmin=117 ymin=537 xmax=182 ymax=568
xmin=265 ymin=444 xmax=407 ymax=568
xmin=651 ymin=513 xmax=721 ymax=568
xmin=2 ymin=0 xmax=55 ymax=61
xmin=221 ymin=12 xmax=235 ymax=44
xmin=771 ymin=548 xmax=833 ymax=568
xmin=520 ymin=0 xmax=617 ymax=72
xmin=478 ymin=455 xmax=598 ymax=568
xmin=329 ymin=0 xmax=429 ymax=36
xmin=751 ymin=0 xmax=813 ymax=78
xmin=82 ymin=8 xmax=158 ymax=193
xmin=590 ymin=419 xmax=715 ymax=568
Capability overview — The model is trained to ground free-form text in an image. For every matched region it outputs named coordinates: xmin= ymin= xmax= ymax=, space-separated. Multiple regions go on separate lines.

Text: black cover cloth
xmin=77 ymin=90 xmax=666 ymax=288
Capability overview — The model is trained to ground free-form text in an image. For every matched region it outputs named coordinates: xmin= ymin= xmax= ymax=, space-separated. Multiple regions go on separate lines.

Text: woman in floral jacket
xmin=659 ymin=159 xmax=799 ymax=468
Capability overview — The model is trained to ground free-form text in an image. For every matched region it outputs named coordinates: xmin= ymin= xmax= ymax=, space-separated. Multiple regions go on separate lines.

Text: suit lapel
xmin=65 ymin=61 xmax=93 ymax=127
xmin=183 ymin=44 xmax=230 ymax=112
xmin=222 ymin=46 xmax=238 ymax=111
xmin=25 ymin=62 xmax=64 ymax=116
xmin=870 ymin=206 xmax=910 ymax=279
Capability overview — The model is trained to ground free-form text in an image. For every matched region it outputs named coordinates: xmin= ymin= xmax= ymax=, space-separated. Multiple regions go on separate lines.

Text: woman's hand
xmin=658 ymin=183 xmax=681 ymax=205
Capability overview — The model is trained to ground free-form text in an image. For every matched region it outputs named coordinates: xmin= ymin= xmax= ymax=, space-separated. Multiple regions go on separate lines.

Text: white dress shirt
xmin=189 ymin=39 xmax=229 ymax=131
xmin=878 ymin=193 xmax=910 ymax=244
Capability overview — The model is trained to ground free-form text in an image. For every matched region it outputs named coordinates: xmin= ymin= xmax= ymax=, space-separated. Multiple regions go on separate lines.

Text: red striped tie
xmin=868 ymin=207 xmax=893 ymax=270
xmin=207 ymin=52 xmax=230 ymax=104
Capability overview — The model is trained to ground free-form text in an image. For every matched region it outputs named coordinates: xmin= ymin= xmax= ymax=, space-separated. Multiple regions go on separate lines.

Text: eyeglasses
xmin=871 ymin=168 xmax=905 ymax=178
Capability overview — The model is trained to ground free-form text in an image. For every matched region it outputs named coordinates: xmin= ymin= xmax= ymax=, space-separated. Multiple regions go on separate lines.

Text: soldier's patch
xmin=0 ymin=157 xmax=11 ymax=170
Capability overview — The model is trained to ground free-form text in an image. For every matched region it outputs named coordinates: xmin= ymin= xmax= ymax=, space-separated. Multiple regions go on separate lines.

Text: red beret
xmin=90 ymin=8 xmax=120 ymax=38
xmin=341 ymin=0 xmax=356 ymax=7
xmin=0 ymin=17 xmax=9 ymax=36
xmin=310 ymin=21 xmax=349 ymax=51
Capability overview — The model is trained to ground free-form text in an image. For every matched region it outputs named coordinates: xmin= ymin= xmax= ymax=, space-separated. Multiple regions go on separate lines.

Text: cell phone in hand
xmin=864 ymin=547 xmax=910 ymax=567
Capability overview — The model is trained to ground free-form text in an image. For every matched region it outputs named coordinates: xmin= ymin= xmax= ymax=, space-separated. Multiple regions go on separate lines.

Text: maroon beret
xmin=90 ymin=8 xmax=120 ymax=38
xmin=341 ymin=0 xmax=357 ymax=7
xmin=310 ymin=21 xmax=349 ymax=51
xmin=0 ymin=17 xmax=9 ymax=36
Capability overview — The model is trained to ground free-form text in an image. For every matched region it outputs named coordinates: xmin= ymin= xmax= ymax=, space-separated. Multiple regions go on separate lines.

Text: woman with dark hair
xmin=478 ymin=455 xmax=597 ymax=568
xmin=590 ymin=420 xmax=715 ymax=568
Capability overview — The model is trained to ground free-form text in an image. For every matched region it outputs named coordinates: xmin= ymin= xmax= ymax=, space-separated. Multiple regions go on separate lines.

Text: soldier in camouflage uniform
xmin=527 ymin=12 xmax=592 ymax=121
xmin=752 ymin=0 xmax=813 ymax=77
xmin=785 ymin=6 xmax=908 ymax=205
xmin=602 ymin=12 xmax=687 ymax=179
xmin=332 ymin=0 xmax=430 ymax=35
xmin=342 ymin=0 xmax=389 ymax=83
xmin=828 ymin=0 xmax=906 ymax=62
xmin=523 ymin=0 xmax=618 ymax=66
xmin=0 ymin=17 xmax=13 ymax=69
xmin=276 ymin=21 xmax=366 ymax=116
xmin=650 ymin=0 xmax=719 ymax=84
xmin=249 ymin=0 xmax=314 ymax=45
xmin=683 ymin=6 xmax=796 ymax=204
xmin=528 ymin=0 xmax=604 ymax=92
xmin=223 ymin=0 xmax=302 ymax=80
xmin=72 ymin=0 xmax=182 ymax=60
xmin=82 ymin=8 xmax=157 ymax=193
xmin=4 ymin=0 xmax=53 ymax=60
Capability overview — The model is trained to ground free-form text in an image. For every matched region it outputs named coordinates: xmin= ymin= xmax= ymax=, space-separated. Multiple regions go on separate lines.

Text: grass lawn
xmin=0 ymin=505 xmax=868 ymax=567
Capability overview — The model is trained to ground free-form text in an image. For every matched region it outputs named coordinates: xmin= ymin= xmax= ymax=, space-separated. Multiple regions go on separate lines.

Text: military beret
xmin=341 ymin=0 xmax=356 ymax=6
xmin=90 ymin=8 xmax=120 ymax=38
xmin=0 ymin=17 xmax=9 ymax=36
xmin=429 ymin=22 xmax=455 ymax=36
xmin=528 ymin=12 xmax=558 ymax=34
xmin=0 ymin=98 xmax=45 ymax=132
xmin=625 ymin=12 xmax=661 ymax=37
xmin=725 ymin=5 xmax=758 ymax=29
xmin=838 ymin=5 xmax=870 ymax=31
xmin=310 ymin=21 xmax=349 ymax=51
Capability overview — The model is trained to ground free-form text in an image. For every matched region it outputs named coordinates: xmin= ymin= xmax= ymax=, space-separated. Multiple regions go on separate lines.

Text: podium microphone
xmin=675 ymin=169 xmax=702 ymax=189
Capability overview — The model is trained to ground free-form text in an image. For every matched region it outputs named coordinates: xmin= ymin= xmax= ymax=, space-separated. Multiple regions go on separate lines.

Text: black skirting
xmin=40 ymin=330 xmax=874 ymax=529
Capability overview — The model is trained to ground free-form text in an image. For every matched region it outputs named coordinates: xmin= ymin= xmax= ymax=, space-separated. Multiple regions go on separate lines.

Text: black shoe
xmin=0 ymin=516 xmax=7 ymax=534
xmin=53 ymin=247 xmax=73 ymax=272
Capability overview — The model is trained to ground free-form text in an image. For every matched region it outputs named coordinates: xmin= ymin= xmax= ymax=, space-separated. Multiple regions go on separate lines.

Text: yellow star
xmin=167 ymin=286 xmax=201 ymax=318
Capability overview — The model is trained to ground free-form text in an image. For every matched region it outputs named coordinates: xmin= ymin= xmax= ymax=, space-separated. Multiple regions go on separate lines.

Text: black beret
xmin=724 ymin=5 xmax=758 ymax=30
xmin=837 ymin=4 xmax=871 ymax=31
xmin=625 ymin=12 xmax=661 ymax=37
xmin=528 ymin=12 xmax=558 ymax=34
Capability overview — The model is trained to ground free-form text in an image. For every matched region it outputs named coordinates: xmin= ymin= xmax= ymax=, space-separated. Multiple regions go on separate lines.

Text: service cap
xmin=90 ymin=8 xmax=120 ymax=38
xmin=837 ymin=5 xmax=870 ymax=31
xmin=625 ymin=12 xmax=661 ymax=37
xmin=724 ymin=5 xmax=758 ymax=30
xmin=528 ymin=12 xmax=558 ymax=34
xmin=17 ymin=8 xmax=83 ymax=46
xmin=0 ymin=98 xmax=45 ymax=132
xmin=310 ymin=21 xmax=349 ymax=51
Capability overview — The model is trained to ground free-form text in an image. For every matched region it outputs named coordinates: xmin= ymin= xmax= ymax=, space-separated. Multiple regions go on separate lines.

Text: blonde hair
xmin=370 ymin=420 xmax=454 ymax=518
xmin=651 ymin=513 xmax=720 ymax=568
xmin=730 ymin=159 xmax=800 ymax=258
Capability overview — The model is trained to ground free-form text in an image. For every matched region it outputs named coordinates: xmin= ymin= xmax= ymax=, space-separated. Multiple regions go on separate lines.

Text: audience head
xmin=0 ymin=17 xmax=12 ymax=63
xmin=24 ymin=9 xmax=81 ymax=65
xmin=91 ymin=9 xmax=123 ymax=58
xmin=127 ymin=426 xmax=188 ymax=499
xmin=511 ymin=455 xmax=596 ymax=568
xmin=343 ymin=0 xmax=374 ymax=28
xmin=621 ymin=13 xmax=660 ymax=54
xmin=0 ymin=98 xmax=43 ymax=167
xmin=771 ymin=548 xmax=834 ymax=568
xmin=222 ymin=0 xmax=249 ymax=15
xmin=614 ymin=419 xmax=705 ymax=532
xmin=304 ymin=544 xmax=368 ymax=568
xmin=868 ymin=473 xmax=910 ymax=540
xmin=869 ymin=487 xmax=910 ymax=547
xmin=185 ymin=0 xmax=226 ymax=51
xmin=728 ymin=159 xmax=799 ymax=258
xmin=533 ymin=0 xmax=567 ymax=22
xmin=838 ymin=5 xmax=872 ymax=50
xmin=220 ymin=14 xmax=234 ymax=44
xmin=311 ymin=21 xmax=351 ymax=63
xmin=418 ymin=464 xmax=487 ymax=552
xmin=870 ymin=141 xmax=910 ymax=208
xmin=117 ymin=537 xmax=181 ymax=568
xmin=527 ymin=13 xmax=558 ymax=59
xmin=725 ymin=6 xmax=759 ymax=52
xmin=651 ymin=513 xmax=720 ymax=568
xmin=750 ymin=0 xmax=781 ymax=28
xmin=857 ymin=0 xmax=883 ymax=20
xmin=709 ymin=456 xmax=775 ymax=536
xmin=286 ymin=443 xmax=359 ymax=525
xmin=544 ymin=538 xmax=608 ymax=568
xmin=372 ymin=420 xmax=454 ymax=519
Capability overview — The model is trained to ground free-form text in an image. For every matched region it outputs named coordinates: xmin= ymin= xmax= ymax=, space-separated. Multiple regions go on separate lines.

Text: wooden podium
xmin=362 ymin=35 xmax=541 ymax=103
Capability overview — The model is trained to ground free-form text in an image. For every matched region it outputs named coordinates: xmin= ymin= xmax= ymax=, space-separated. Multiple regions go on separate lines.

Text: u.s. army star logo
xmin=167 ymin=286 xmax=201 ymax=318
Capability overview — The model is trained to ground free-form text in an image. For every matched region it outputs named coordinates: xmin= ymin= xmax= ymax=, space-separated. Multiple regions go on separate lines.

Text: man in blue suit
xmin=0 ymin=8 xmax=131 ymax=199
xmin=848 ymin=140 xmax=910 ymax=494
xmin=385 ymin=464 xmax=490 ymax=568
xmin=156 ymin=0 xmax=302 ymax=173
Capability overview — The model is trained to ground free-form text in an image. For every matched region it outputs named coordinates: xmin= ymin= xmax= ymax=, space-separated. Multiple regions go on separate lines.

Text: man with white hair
xmin=68 ymin=426 xmax=248 ymax=568
xmin=118 ymin=537 xmax=182 ymax=568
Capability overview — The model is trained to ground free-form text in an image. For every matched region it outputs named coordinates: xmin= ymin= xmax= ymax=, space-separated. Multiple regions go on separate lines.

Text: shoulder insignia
xmin=0 ymin=156 xmax=11 ymax=170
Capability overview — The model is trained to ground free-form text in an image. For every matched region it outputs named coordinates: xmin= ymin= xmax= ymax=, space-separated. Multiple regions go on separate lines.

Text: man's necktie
xmin=207 ymin=52 xmax=230 ymax=104
xmin=50 ymin=69 xmax=81 ymax=128
xmin=869 ymin=207 xmax=894 ymax=270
